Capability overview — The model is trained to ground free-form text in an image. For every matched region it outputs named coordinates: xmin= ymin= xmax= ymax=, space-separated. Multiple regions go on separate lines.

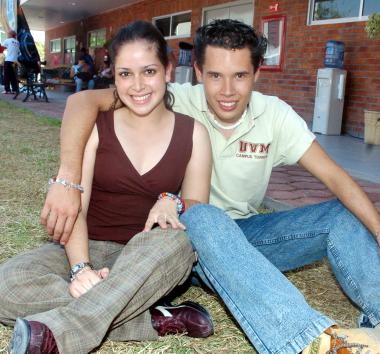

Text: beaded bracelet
xmin=158 ymin=192 xmax=186 ymax=215
xmin=48 ymin=177 xmax=84 ymax=193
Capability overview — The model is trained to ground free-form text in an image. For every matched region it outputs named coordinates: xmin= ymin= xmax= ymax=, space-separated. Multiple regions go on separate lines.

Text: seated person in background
xmin=70 ymin=56 xmax=95 ymax=92
xmin=95 ymin=58 xmax=113 ymax=88
xmin=80 ymin=47 xmax=95 ymax=72
xmin=1 ymin=20 xmax=213 ymax=354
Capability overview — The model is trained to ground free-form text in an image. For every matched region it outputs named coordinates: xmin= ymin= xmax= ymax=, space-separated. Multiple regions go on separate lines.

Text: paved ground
xmin=267 ymin=165 xmax=380 ymax=212
xmin=0 ymin=88 xmax=71 ymax=119
xmin=1 ymin=88 xmax=380 ymax=213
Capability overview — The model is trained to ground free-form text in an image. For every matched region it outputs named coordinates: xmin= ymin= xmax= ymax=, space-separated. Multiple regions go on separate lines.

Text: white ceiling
xmin=21 ymin=0 xmax=140 ymax=31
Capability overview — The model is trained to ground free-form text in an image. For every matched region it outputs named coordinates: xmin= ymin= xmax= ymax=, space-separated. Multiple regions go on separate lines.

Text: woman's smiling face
xmin=114 ymin=40 xmax=171 ymax=117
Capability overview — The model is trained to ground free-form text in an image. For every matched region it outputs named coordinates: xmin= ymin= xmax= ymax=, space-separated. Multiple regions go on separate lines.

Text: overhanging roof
xmin=21 ymin=0 xmax=141 ymax=31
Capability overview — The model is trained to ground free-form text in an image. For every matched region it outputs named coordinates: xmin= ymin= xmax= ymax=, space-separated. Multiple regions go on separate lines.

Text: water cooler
xmin=312 ymin=68 xmax=346 ymax=135
xmin=312 ymin=41 xmax=346 ymax=135
xmin=175 ymin=42 xmax=193 ymax=84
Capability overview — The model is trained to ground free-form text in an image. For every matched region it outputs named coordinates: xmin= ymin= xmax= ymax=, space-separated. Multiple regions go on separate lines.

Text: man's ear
xmin=194 ymin=62 xmax=203 ymax=83
xmin=254 ymin=69 xmax=260 ymax=83
xmin=165 ymin=61 xmax=173 ymax=83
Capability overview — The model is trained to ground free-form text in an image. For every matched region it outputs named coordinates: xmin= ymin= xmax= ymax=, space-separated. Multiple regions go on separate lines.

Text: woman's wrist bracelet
xmin=48 ymin=176 xmax=84 ymax=193
xmin=158 ymin=192 xmax=186 ymax=215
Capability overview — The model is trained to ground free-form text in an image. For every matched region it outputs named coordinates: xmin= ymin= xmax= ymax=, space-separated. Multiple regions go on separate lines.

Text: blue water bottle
xmin=324 ymin=40 xmax=345 ymax=69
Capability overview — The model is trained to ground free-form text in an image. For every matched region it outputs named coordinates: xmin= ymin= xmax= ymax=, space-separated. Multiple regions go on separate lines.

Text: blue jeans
xmin=74 ymin=78 xmax=95 ymax=92
xmin=181 ymin=200 xmax=380 ymax=354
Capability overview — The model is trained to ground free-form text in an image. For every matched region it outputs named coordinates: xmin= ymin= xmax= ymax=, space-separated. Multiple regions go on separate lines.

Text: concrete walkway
xmin=0 ymin=89 xmax=71 ymax=119
xmin=1 ymin=88 xmax=380 ymax=213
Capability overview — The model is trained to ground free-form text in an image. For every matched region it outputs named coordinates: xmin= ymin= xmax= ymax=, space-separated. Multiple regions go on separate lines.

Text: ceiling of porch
xmin=20 ymin=0 xmax=141 ymax=31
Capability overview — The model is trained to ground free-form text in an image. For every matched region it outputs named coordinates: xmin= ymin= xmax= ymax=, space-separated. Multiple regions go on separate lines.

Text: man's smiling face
xmin=195 ymin=46 xmax=259 ymax=124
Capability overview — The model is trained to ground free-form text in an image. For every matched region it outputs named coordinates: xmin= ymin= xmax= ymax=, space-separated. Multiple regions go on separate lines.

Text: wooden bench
xmin=43 ymin=67 xmax=112 ymax=91
xmin=44 ymin=78 xmax=82 ymax=92
xmin=42 ymin=67 xmax=77 ymax=92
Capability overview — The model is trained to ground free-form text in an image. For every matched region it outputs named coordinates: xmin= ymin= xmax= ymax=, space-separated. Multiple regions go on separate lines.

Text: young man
xmin=70 ymin=56 xmax=95 ymax=92
xmin=42 ymin=20 xmax=380 ymax=353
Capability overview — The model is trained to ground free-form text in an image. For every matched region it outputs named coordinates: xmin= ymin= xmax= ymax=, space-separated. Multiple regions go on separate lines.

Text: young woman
xmin=0 ymin=21 xmax=212 ymax=354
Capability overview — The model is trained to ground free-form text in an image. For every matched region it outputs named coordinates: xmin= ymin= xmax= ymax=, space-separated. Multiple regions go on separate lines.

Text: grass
xmin=0 ymin=100 xmax=359 ymax=353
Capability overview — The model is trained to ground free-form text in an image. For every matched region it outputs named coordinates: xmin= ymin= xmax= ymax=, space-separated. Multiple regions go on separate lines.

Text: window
xmin=202 ymin=1 xmax=253 ymax=26
xmin=153 ymin=11 xmax=191 ymax=39
xmin=88 ymin=29 xmax=106 ymax=48
xmin=63 ymin=36 xmax=76 ymax=65
xmin=261 ymin=15 xmax=286 ymax=71
xmin=50 ymin=38 xmax=61 ymax=53
xmin=308 ymin=0 xmax=380 ymax=24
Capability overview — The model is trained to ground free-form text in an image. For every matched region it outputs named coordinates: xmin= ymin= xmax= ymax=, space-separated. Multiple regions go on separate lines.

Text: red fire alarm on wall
xmin=269 ymin=3 xmax=279 ymax=12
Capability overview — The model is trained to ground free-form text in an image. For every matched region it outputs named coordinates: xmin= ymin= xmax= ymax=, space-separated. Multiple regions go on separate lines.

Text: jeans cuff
xmin=274 ymin=316 xmax=334 ymax=354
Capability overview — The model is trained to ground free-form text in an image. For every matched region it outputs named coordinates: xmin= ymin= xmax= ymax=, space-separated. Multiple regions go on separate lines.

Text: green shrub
xmin=366 ymin=13 xmax=380 ymax=39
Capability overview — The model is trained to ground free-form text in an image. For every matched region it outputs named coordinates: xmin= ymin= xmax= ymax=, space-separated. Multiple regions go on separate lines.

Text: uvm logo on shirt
xmin=236 ymin=140 xmax=270 ymax=159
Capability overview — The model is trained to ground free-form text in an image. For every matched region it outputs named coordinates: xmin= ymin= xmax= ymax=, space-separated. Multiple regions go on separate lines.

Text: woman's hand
xmin=69 ymin=267 xmax=109 ymax=298
xmin=144 ymin=198 xmax=186 ymax=232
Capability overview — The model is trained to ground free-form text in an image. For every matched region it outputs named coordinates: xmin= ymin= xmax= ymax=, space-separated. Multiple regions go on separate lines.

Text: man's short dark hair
xmin=194 ymin=19 xmax=267 ymax=73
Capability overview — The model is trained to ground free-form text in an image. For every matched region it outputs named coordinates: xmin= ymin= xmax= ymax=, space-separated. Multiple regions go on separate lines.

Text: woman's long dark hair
xmin=110 ymin=20 xmax=174 ymax=110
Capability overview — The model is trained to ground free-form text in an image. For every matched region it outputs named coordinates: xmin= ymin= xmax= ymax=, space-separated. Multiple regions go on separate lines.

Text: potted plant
xmin=365 ymin=13 xmax=380 ymax=39
xmin=363 ymin=13 xmax=380 ymax=145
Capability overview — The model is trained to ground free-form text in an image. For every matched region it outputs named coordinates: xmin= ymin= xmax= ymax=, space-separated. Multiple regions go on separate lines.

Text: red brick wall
xmin=254 ymin=0 xmax=380 ymax=137
xmin=45 ymin=0 xmax=227 ymax=68
xmin=45 ymin=0 xmax=380 ymax=136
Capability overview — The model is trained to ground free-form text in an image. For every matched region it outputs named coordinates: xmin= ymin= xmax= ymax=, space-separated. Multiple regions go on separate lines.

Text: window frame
xmin=152 ymin=10 xmax=192 ymax=40
xmin=87 ymin=28 xmax=106 ymax=49
xmin=307 ymin=0 xmax=379 ymax=25
xmin=201 ymin=0 xmax=253 ymax=26
xmin=63 ymin=35 xmax=76 ymax=65
xmin=49 ymin=38 xmax=61 ymax=53
xmin=260 ymin=14 xmax=286 ymax=72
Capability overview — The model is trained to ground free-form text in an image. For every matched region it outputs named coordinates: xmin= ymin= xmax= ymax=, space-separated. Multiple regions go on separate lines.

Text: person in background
xmin=98 ymin=58 xmax=112 ymax=79
xmin=0 ymin=49 xmax=5 ymax=86
xmin=0 ymin=20 xmax=212 ymax=354
xmin=70 ymin=56 xmax=95 ymax=92
xmin=80 ymin=47 xmax=95 ymax=72
xmin=1 ymin=30 xmax=20 ymax=94
xmin=95 ymin=58 xmax=113 ymax=88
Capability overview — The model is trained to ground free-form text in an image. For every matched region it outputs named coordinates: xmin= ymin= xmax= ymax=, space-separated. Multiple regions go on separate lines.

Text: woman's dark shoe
xmin=9 ymin=318 xmax=59 ymax=354
xmin=150 ymin=300 xmax=214 ymax=338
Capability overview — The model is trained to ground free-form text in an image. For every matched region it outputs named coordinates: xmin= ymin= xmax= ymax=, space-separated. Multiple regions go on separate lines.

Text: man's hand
xmin=144 ymin=198 xmax=186 ymax=232
xmin=40 ymin=183 xmax=81 ymax=245
xmin=69 ymin=267 xmax=109 ymax=298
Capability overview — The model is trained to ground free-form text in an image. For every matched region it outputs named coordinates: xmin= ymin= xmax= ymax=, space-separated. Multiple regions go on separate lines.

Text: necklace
xmin=206 ymin=108 xmax=247 ymax=130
